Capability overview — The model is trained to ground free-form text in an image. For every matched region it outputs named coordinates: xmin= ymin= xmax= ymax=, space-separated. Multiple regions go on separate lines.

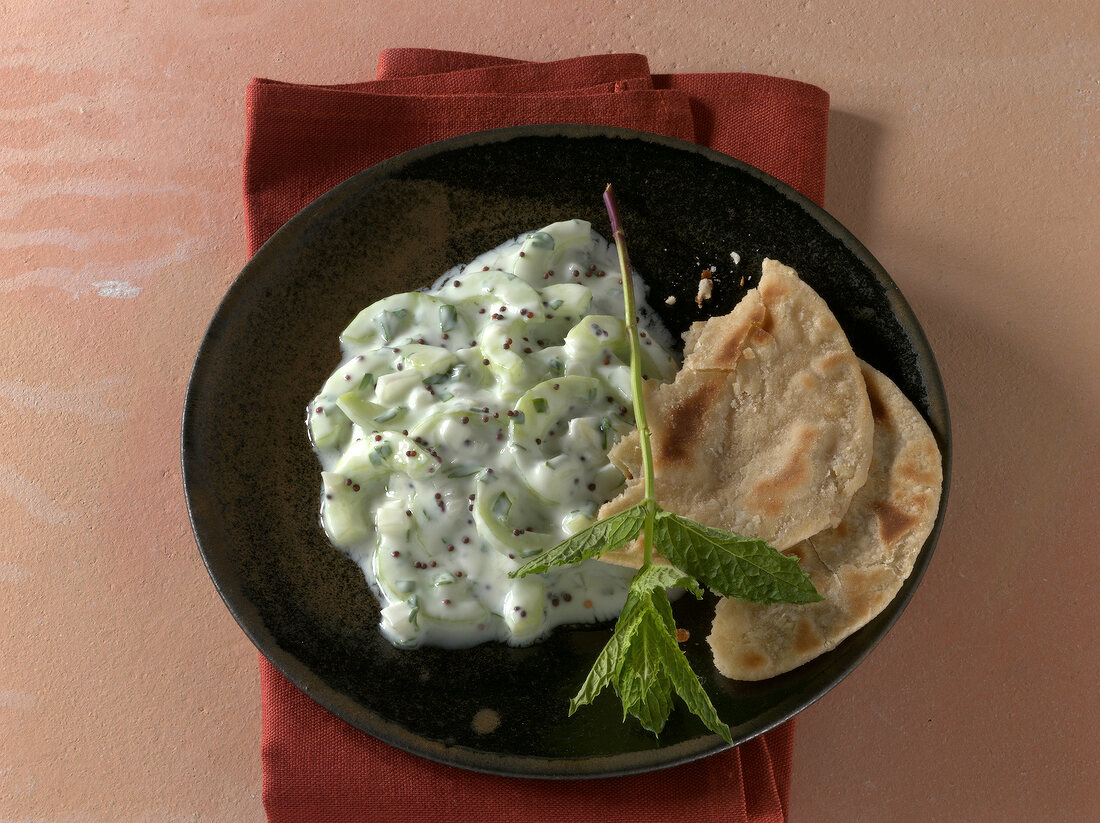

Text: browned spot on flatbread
xmin=843 ymin=567 xmax=892 ymax=621
xmin=656 ymin=375 xmax=725 ymax=464
xmin=759 ymin=276 xmax=789 ymax=303
xmin=794 ymin=618 xmax=822 ymax=654
xmin=738 ymin=650 xmax=768 ymax=672
xmin=866 ymin=373 xmax=889 ymax=422
xmin=745 ymin=427 xmax=816 ymax=516
xmin=715 ymin=303 xmax=766 ymax=366
xmin=818 ymin=351 xmax=847 ymax=373
xmin=874 ymin=501 xmax=917 ymax=544
xmin=759 ymin=305 xmax=776 ymax=335
xmin=899 ymin=441 xmax=941 ymax=484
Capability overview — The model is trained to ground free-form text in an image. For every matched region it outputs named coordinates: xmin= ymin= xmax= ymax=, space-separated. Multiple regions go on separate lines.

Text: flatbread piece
xmin=708 ymin=361 xmax=943 ymax=680
xmin=599 ymin=259 xmax=874 ymax=565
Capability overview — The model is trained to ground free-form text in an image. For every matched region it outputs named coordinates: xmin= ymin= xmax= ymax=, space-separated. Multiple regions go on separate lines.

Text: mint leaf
xmin=630 ymin=562 xmax=704 ymax=602
xmin=568 ymin=600 xmax=644 ymax=715
xmin=616 ymin=609 xmax=674 ymax=732
xmin=569 ymin=564 xmax=732 ymax=743
xmin=510 ymin=503 xmax=646 ymax=577
xmin=645 ymin=588 xmax=734 ymax=744
xmin=654 ymin=511 xmax=822 ymax=604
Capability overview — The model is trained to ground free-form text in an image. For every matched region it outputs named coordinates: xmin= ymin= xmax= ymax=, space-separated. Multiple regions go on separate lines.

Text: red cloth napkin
xmin=245 ymin=48 xmax=830 ymax=823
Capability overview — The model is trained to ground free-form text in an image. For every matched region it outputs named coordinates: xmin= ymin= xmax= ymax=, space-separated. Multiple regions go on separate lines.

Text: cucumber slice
xmin=408 ymin=408 xmax=505 ymax=469
xmin=511 ymin=375 xmax=603 ymax=443
xmin=638 ymin=336 xmax=679 ymax=382
xmin=342 ymin=293 xmax=464 ymax=346
xmin=334 ymin=432 xmax=440 ymax=481
xmin=530 ymin=345 xmax=568 ymax=378
xmin=594 ymin=363 xmax=633 ymax=407
xmin=542 ymin=219 xmax=595 ymax=254
xmin=478 ymin=320 xmax=529 ymax=392
xmin=451 ymin=271 xmax=545 ymax=327
xmin=530 ymin=282 xmax=595 ymax=341
xmin=418 ymin=585 xmax=489 ymax=623
xmin=470 ymin=475 xmax=552 ymax=558
xmin=374 ymin=536 xmax=417 ymax=600
xmin=320 ymin=350 xmax=397 ymax=397
xmin=510 ymin=447 xmax=588 ymax=505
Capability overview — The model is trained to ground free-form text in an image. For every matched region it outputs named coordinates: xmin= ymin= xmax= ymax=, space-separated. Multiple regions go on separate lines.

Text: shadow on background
xmin=825 ymin=109 xmax=887 ymax=237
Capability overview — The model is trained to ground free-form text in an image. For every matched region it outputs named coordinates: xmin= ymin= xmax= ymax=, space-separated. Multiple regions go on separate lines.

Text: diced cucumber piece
xmin=375 ymin=500 xmax=414 ymax=541
xmin=539 ymin=282 xmax=592 ymax=318
xmin=564 ymin=314 xmax=630 ymax=364
xmin=320 ymin=471 xmax=371 ymax=545
xmin=502 ymin=577 xmax=546 ymax=640
xmin=336 ymin=392 xmax=385 ymax=430
xmin=399 ymin=343 xmax=457 ymax=375
xmin=380 ymin=601 xmax=419 ymax=645
xmin=512 ymin=230 xmax=556 ymax=282
xmin=375 ymin=370 xmax=428 ymax=405
xmin=308 ymin=401 xmax=352 ymax=450
xmin=562 ymin=510 xmax=594 ymax=536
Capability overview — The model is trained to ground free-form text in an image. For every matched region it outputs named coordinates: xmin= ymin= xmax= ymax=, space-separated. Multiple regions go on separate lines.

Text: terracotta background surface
xmin=2 ymin=1 xmax=1096 ymax=820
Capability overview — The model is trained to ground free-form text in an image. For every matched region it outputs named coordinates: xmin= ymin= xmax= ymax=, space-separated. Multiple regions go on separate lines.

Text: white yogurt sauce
xmin=308 ymin=220 xmax=677 ymax=648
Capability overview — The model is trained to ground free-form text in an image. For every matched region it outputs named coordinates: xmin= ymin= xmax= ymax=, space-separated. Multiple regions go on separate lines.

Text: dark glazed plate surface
xmin=182 ymin=125 xmax=950 ymax=778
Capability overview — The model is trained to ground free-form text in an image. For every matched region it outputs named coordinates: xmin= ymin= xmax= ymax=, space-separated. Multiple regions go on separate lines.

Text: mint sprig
xmin=510 ymin=186 xmax=822 ymax=744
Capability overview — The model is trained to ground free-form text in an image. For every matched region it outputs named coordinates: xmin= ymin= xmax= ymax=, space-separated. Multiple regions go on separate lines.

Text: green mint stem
xmin=603 ymin=184 xmax=658 ymax=567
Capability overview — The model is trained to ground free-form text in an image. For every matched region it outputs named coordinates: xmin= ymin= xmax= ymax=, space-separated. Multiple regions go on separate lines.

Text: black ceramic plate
xmin=183 ymin=125 xmax=950 ymax=778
